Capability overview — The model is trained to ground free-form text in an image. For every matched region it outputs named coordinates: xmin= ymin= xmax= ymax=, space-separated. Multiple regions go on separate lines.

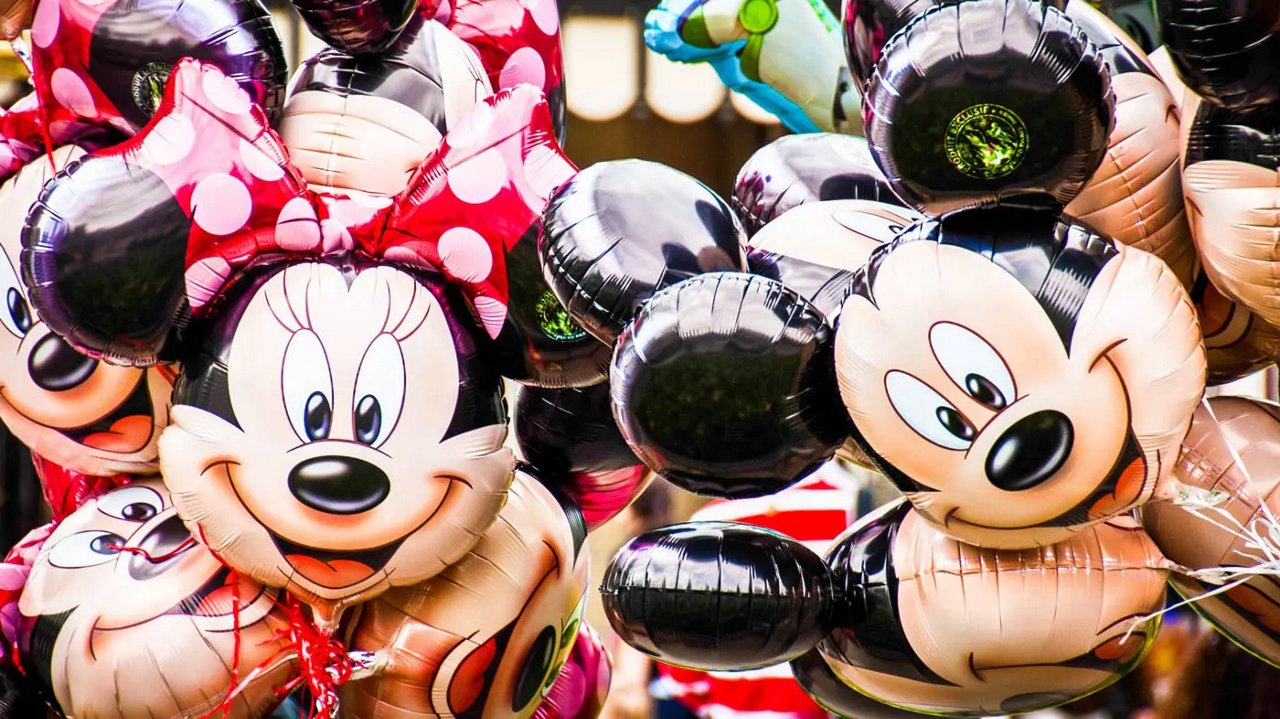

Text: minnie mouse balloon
xmin=1141 ymin=396 xmax=1280 ymax=668
xmin=835 ymin=207 xmax=1205 ymax=549
xmin=339 ymin=471 xmax=590 ymax=718
xmin=26 ymin=0 xmax=286 ymax=145
xmin=292 ymin=0 xmax=422 ymax=55
xmin=819 ymin=501 xmax=1170 ymax=716
xmin=24 ymin=60 xmax=575 ymax=620
xmin=863 ymin=0 xmax=1112 ymax=215
xmin=16 ymin=479 xmax=294 ymax=718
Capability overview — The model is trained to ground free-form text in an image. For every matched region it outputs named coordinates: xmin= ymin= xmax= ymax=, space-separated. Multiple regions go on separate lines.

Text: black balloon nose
xmin=985 ymin=410 xmax=1074 ymax=492
xmin=28 ymin=333 xmax=97 ymax=392
xmin=129 ymin=515 xmax=193 ymax=581
xmin=288 ymin=456 xmax=390 ymax=515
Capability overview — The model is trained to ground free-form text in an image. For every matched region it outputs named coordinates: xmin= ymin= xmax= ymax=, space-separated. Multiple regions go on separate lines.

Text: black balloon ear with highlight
xmin=539 ymin=160 xmax=747 ymax=345
xmin=1156 ymin=0 xmax=1280 ymax=111
xmin=22 ymin=155 xmax=191 ymax=367
xmin=292 ymin=0 xmax=422 ymax=55
xmin=611 ymin=272 xmax=849 ymax=498
xmin=864 ymin=0 xmax=1112 ymax=215
xmin=601 ymin=521 xmax=836 ymax=671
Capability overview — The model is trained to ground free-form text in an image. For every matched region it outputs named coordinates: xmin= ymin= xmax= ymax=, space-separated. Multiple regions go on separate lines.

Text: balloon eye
xmin=354 ymin=395 xmax=382 ymax=446
xmin=120 ymin=502 xmax=156 ymax=522
xmin=48 ymin=530 xmax=126 ymax=568
xmin=965 ymin=373 xmax=1007 ymax=410
xmin=511 ymin=626 xmax=557 ymax=711
xmin=6 ymin=288 xmax=30 ymax=335
xmin=935 ymin=406 xmax=975 ymax=441
xmin=304 ymin=391 xmax=333 ymax=441
xmin=90 ymin=534 xmax=121 ymax=554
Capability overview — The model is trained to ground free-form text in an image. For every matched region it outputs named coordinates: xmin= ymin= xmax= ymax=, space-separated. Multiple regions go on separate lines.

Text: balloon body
xmin=614 ymin=273 xmax=848 ymax=498
xmin=16 ymin=479 xmax=294 ymax=718
xmin=819 ymin=501 xmax=1168 ymax=716
xmin=540 ymin=160 xmax=747 ymax=344
xmin=1141 ymin=396 xmax=1280 ymax=668
xmin=28 ymin=0 xmax=287 ymax=143
xmin=515 ymin=383 xmax=648 ymax=530
xmin=733 ymin=134 xmax=900 ymax=235
xmin=0 ymin=146 xmax=174 ymax=478
xmin=339 ymin=472 xmax=590 ymax=718
xmin=834 ymin=207 xmax=1205 ymax=548
xmin=1192 ymin=272 xmax=1280 ymax=386
xmin=1156 ymin=0 xmax=1280 ymax=111
xmin=602 ymin=521 xmax=834 ymax=671
xmin=292 ymin=0 xmax=421 ymax=55
xmin=863 ymin=0 xmax=1112 ymax=215
xmin=533 ymin=622 xmax=612 ymax=719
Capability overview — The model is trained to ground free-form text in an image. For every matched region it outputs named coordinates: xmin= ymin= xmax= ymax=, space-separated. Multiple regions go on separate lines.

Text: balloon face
xmin=1192 ymin=273 xmax=1280 ymax=386
xmin=160 ymin=262 xmax=513 ymax=610
xmin=339 ymin=473 xmax=589 ymax=719
xmin=281 ymin=17 xmax=493 ymax=196
xmin=16 ymin=479 xmax=293 ymax=718
xmin=0 ymin=146 xmax=173 ymax=477
xmin=1141 ymin=397 xmax=1280 ymax=668
xmin=29 ymin=0 xmax=287 ymax=141
xmin=820 ymin=501 xmax=1168 ymax=717
xmin=835 ymin=208 xmax=1205 ymax=548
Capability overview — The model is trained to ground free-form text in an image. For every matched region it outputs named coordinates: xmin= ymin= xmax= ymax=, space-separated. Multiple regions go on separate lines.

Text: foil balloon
xmin=1060 ymin=0 xmax=1197 ymax=289
xmin=449 ymin=0 xmax=568 ymax=145
xmin=820 ymin=500 xmax=1170 ymax=717
xmin=23 ymin=60 xmax=575 ymax=620
xmin=1192 ymin=272 xmax=1280 ymax=386
xmin=614 ymin=273 xmax=849 ymax=498
xmin=1155 ymin=0 xmax=1280 ymax=111
xmin=24 ymin=0 xmax=286 ymax=147
xmin=338 ymin=472 xmax=590 ymax=718
xmin=539 ymin=160 xmax=747 ymax=345
xmin=644 ymin=0 xmax=859 ymax=133
xmin=602 ymin=520 xmax=834 ymax=670
xmin=515 ymin=383 xmax=649 ymax=530
xmin=732 ymin=134 xmax=900 ymax=235
xmin=834 ymin=207 xmax=1206 ymax=549
xmin=863 ymin=0 xmax=1113 ymax=215
xmin=790 ymin=649 xmax=927 ymax=719
xmin=1141 ymin=396 xmax=1280 ymax=668
xmin=0 ymin=145 xmax=174 ymax=480
xmin=533 ymin=622 xmax=612 ymax=719
xmin=16 ymin=479 xmax=295 ymax=718
xmin=291 ymin=0 xmax=422 ymax=55
xmin=0 ymin=0 xmax=29 ymax=39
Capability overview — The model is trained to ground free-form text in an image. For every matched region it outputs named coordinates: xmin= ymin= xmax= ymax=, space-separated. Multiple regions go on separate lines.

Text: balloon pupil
xmin=305 ymin=392 xmax=332 ymax=441
xmin=355 ymin=395 xmax=381 ymax=445
xmin=122 ymin=503 xmax=156 ymax=521
xmin=91 ymin=534 xmax=123 ymax=555
xmin=6 ymin=288 xmax=30 ymax=334
xmin=936 ymin=406 xmax=975 ymax=441
xmin=965 ymin=374 xmax=1006 ymax=410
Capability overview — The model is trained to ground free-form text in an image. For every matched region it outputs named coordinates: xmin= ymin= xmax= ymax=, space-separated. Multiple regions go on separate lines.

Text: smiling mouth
xmin=269 ymin=532 xmax=405 ymax=589
xmin=167 ymin=567 xmax=268 ymax=619
xmin=57 ymin=375 xmax=154 ymax=452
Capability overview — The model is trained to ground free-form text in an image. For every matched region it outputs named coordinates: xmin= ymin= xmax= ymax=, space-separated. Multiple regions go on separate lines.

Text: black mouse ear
xmin=1157 ymin=0 xmax=1280 ymax=110
xmin=602 ymin=521 xmax=835 ymax=671
xmin=612 ymin=272 xmax=849 ymax=498
xmin=865 ymin=0 xmax=1112 ymax=215
xmin=539 ymin=160 xmax=747 ymax=345
xmin=733 ymin=134 xmax=902 ymax=235
xmin=291 ymin=0 xmax=422 ymax=55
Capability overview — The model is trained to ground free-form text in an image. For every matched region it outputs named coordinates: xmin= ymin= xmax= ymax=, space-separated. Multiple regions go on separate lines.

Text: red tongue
xmin=82 ymin=414 xmax=152 ymax=452
xmin=285 ymin=554 xmax=377 ymax=588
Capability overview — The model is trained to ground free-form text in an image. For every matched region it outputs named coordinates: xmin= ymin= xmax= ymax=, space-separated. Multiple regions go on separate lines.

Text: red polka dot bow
xmin=116 ymin=58 xmax=576 ymax=339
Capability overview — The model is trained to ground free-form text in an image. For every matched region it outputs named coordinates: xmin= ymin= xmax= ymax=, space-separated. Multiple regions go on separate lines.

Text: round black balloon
xmin=539 ymin=160 xmax=747 ymax=345
xmin=863 ymin=0 xmax=1112 ymax=216
xmin=1157 ymin=0 xmax=1280 ymax=111
xmin=733 ymin=134 xmax=902 ymax=235
xmin=292 ymin=0 xmax=421 ymax=55
xmin=790 ymin=650 xmax=926 ymax=719
xmin=745 ymin=248 xmax=857 ymax=325
xmin=601 ymin=521 xmax=835 ymax=671
xmin=611 ymin=272 xmax=848 ymax=498
xmin=488 ymin=224 xmax=612 ymax=387
xmin=23 ymin=155 xmax=190 ymax=366
xmin=1185 ymin=96 xmax=1280 ymax=170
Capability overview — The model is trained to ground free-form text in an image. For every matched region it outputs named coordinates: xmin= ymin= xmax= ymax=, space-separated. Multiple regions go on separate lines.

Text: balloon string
xmin=105 ymin=538 xmax=196 ymax=563
xmin=228 ymin=569 xmax=242 ymax=719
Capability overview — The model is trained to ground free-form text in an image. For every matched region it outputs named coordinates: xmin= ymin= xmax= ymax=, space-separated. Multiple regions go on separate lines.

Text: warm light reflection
xmin=644 ymin=49 xmax=725 ymax=124
xmin=563 ymin=15 xmax=641 ymax=122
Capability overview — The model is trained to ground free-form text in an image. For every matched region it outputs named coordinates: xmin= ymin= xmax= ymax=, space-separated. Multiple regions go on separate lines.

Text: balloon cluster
xmin=0 ymin=0 xmax=630 ymax=717
xmin=589 ymin=0 xmax=1280 ymax=715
